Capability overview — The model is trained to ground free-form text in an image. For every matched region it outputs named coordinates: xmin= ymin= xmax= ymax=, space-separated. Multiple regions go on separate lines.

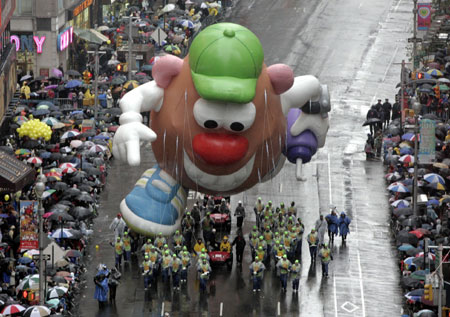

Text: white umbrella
xmin=161 ymin=3 xmax=175 ymax=13
xmin=22 ymin=305 xmax=51 ymax=317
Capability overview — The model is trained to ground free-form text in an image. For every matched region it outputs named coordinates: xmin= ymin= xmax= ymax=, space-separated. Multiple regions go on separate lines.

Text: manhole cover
xmin=341 ymin=301 xmax=359 ymax=313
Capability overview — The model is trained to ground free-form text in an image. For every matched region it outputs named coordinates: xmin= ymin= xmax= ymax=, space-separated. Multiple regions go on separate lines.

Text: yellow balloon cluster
xmin=17 ymin=119 xmax=52 ymax=141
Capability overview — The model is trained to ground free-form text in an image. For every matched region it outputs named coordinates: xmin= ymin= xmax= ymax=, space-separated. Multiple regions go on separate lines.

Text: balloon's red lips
xmin=192 ymin=133 xmax=249 ymax=165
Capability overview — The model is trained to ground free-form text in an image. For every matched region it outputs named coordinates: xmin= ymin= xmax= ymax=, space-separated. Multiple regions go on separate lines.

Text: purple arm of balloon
xmin=284 ymin=108 xmax=318 ymax=164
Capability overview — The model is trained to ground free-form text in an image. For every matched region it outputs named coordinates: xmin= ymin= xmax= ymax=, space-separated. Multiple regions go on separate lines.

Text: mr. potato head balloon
xmin=113 ymin=23 xmax=330 ymax=236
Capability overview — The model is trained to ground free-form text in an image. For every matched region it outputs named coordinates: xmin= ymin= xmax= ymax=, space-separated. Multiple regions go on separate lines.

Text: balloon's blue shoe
xmin=120 ymin=165 xmax=187 ymax=236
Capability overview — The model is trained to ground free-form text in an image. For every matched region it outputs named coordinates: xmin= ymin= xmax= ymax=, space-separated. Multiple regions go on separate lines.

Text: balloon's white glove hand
xmin=112 ymin=112 xmax=156 ymax=166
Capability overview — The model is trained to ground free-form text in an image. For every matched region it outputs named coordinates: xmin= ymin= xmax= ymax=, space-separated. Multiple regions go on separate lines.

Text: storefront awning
xmin=0 ymin=150 xmax=35 ymax=193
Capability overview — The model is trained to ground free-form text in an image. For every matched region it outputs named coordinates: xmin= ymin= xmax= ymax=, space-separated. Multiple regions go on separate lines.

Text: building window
xmin=58 ymin=0 xmax=64 ymax=12
xmin=36 ymin=18 xmax=52 ymax=31
xmin=14 ymin=0 xmax=33 ymax=16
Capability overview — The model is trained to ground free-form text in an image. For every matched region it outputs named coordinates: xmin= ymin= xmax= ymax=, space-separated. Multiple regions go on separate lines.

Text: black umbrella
xmin=0 ymin=146 xmax=14 ymax=155
xmin=51 ymin=182 xmax=68 ymax=191
xmin=70 ymin=174 xmax=86 ymax=183
xmin=66 ymin=70 xmax=81 ymax=77
xmin=52 ymin=275 xmax=67 ymax=283
xmin=362 ymin=118 xmax=381 ymax=126
xmin=397 ymin=230 xmax=419 ymax=245
xmin=401 ymin=217 xmax=420 ymax=228
xmin=405 ymin=247 xmax=423 ymax=256
xmin=83 ymin=167 xmax=101 ymax=175
xmin=76 ymin=192 xmax=94 ymax=203
xmin=77 ymin=184 xmax=92 ymax=192
xmin=22 ymin=140 xmax=41 ymax=149
xmin=49 ymin=153 xmax=62 ymax=161
xmin=70 ymin=206 xmax=92 ymax=220
xmin=393 ymin=207 xmax=413 ymax=217
xmin=49 ymin=204 xmax=70 ymax=213
xmin=401 ymin=276 xmax=423 ymax=289
xmin=92 ymin=157 xmax=105 ymax=166
xmin=58 ymin=200 xmax=73 ymax=206
xmin=63 ymin=187 xmax=81 ymax=197
xmin=48 ymin=211 xmax=74 ymax=222
xmin=60 ymin=155 xmax=75 ymax=163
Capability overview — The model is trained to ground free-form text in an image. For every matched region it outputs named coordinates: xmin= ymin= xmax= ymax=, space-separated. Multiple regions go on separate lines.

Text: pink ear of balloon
xmin=267 ymin=64 xmax=294 ymax=95
xmin=152 ymin=55 xmax=184 ymax=88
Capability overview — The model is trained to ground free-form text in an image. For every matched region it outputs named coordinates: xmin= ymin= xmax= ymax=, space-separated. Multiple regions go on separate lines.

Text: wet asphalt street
xmin=80 ymin=0 xmax=414 ymax=315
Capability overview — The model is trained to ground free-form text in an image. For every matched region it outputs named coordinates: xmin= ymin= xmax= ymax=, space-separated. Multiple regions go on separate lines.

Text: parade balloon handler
xmin=113 ymin=22 xmax=331 ymax=236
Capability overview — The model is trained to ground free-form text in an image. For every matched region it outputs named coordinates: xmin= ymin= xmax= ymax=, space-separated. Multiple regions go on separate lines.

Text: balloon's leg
xmin=296 ymin=158 xmax=306 ymax=181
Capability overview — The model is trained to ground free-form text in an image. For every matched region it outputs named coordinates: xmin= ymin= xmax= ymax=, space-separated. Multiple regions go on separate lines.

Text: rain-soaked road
xmin=81 ymin=0 xmax=412 ymax=315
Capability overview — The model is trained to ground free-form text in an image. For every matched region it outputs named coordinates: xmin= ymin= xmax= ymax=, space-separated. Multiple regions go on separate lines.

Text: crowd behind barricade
xmin=374 ymin=39 xmax=450 ymax=316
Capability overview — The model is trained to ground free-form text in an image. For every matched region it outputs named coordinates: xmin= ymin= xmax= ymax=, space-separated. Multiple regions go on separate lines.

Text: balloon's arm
xmin=120 ymin=80 xmax=164 ymax=114
xmin=296 ymin=158 xmax=306 ymax=181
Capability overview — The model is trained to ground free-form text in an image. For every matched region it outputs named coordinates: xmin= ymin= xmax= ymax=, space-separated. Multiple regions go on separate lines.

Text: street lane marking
xmin=341 ymin=301 xmax=359 ymax=313
xmin=277 ymin=301 xmax=280 ymax=316
xmin=357 ymin=249 xmax=366 ymax=317
xmin=328 ymin=153 xmax=332 ymax=205
xmin=161 ymin=302 xmax=164 ymax=317
xmin=394 ymin=0 xmax=403 ymax=12
xmin=220 ymin=302 xmax=223 ymax=316
xmin=333 ymin=275 xmax=338 ymax=317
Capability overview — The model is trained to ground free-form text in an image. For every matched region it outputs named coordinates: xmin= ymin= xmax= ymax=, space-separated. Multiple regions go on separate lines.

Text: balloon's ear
xmin=267 ymin=64 xmax=294 ymax=95
xmin=152 ymin=55 xmax=184 ymax=88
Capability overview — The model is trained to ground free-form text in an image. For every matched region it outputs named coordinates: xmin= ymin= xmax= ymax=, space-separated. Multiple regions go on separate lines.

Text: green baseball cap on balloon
xmin=189 ymin=23 xmax=264 ymax=104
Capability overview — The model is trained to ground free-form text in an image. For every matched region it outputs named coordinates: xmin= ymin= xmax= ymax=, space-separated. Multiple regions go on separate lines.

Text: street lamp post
xmin=413 ymin=0 xmax=418 ymax=70
xmin=412 ymin=101 xmax=421 ymax=216
xmin=34 ymin=172 xmax=47 ymax=305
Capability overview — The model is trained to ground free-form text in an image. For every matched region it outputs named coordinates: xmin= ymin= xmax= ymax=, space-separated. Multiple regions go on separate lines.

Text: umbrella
xmin=66 ymin=70 xmax=81 ymax=77
xmin=41 ymin=117 xmax=59 ymax=126
xmin=61 ymin=130 xmax=80 ymax=140
xmin=409 ymin=230 xmax=425 ymax=239
xmin=65 ymin=249 xmax=82 ymax=258
xmin=401 ymin=218 xmax=420 ymax=228
xmin=433 ymin=162 xmax=449 ymax=169
xmin=416 ymin=309 xmax=436 ymax=317
xmin=427 ymin=69 xmax=444 ymax=77
xmin=123 ymin=80 xmax=139 ymax=90
xmin=438 ymin=78 xmax=450 ymax=83
xmin=424 ymin=173 xmax=446 ymax=185
xmin=17 ymin=274 xmax=40 ymax=291
xmin=20 ymin=74 xmax=32 ymax=81
xmin=405 ymin=247 xmax=423 ymax=256
xmin=387 ymin=183 xmax=410 ymax=193
xmin=405 ymin=289 xmax=424 ymax=302
xmin=51 ymin=276 xmax=67 ymax=283
xmin=51 ymin=68 xmax=63 ymax=78
xmin=59 ymin=162 xmax=75 ymax=169
xmin=391 ymin=199 xmax=410 ymax=208
xmin=1 ymin=304 xmax=26 ymax=315
xmin=89 ymin=145 xmax=107 ymax=153
xmin=63 ymin=187 xmax=81 ymax=197
xmin=362 ymin=118 xmax=381 ymax=126
xmin=42 ymin=189 xmax=56 ymax=199
xmin=52 ymin=122 xmax=66 ymax=129
xmin=70 ymin=206 xmax=92 ymax=220
xmin=47 ymin=286 xmax=68 ymax=299
xmin=140 ymin=64 xmax=153 ymax=72
xmin=70 ymin=140 xmax=83 ymax=148
xmin=427 ymin=182 xmax=446 ymax=191
xmin=76 ymin=192 xmax=94 ymax=203
xmin=386 ymin=172 xmax=402 ymax=181
xmin=393 ymin=207 xmax=413 ymax=217
xmin=397 ymin=231 xmax=419 ymax=244
xmin=111 ymin=77 xmax=126 ymax=85
xmin=399 ymin=154 xmax=414 ymax=163
xmin=45 ymin=170 xmax=62 ymax=178
xmin=48 ymin=211 xmax=74 ymax=222
xmin=401 ymin=276 xmax=423 ymax=289
xmin=161 ymin=3 xmax=176 ymax=13
xmin=27 ymin=156 xmax=43 ymax=165
xmin=398 ymin=243 xmax=414 ymax=251
xmin=180 ymin=19 xmax=194 ymax=28
xmin=410 ymin=270 xmax=427 ymax=280
xmin=52 ymin=182 xmax=69 ymax=192
xmin=33 ymin=108 xmax=51 ymax=116
xmin=65 ymin=79 xmax=82 ymax=89
xmin=73 ymin=28 xmax=109 ymax=45
xmin=55 ymin=258 xmax=69 ymax=268
xmin=14 ymin=115 xmax=29 ymax=125
xmin=51 ymin=228 xmax=74 ymax=239
xmin=62 ymin=166 xmax=77 ymax=174
xmin=15 ymin=148 xmax=31 ymax=156
xmin=22 ymin=305 xmax=51 ymax=317
xmin=401 ymin=133 xmax=419 ymax=141
xmin=18 ymin=257 xmax=33 ymax=264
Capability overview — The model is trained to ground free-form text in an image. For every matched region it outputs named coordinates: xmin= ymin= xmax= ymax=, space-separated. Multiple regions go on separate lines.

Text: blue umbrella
xmin=18 ymin=257 xmax=32 ymax=264
xmin=140 ymin=64 xmax=153 ymax=72
xmin=65 ymin=80 xmax=82 ymax=89
xmin=33 ymin=108 xmax=50 ymax=116
xmin=398 ymin=244 xmax=414 ymax=251
xmin=37 ymin=101 xmax=55 ymax=108
xmin=400 ymin=147 xmax=413 ymax=155
xmin=0 ymin=214 xmax=9 ymax=218
xmin=402 ymin=133 xmax=415 ymax=141
xmin=424 ymin=173 xmax=445 ymax=185
xmin=402 ymin=178 xmax=414 ymax=186
xmin=427 ymin=199 xmax=440 ymax=206
xmin=93 ymin=134 xmax=109 ymax=140
xmin=40 ymin=151 xmax=51 ymax=159
xmin=70 ymin=110 xmax=84 ymax=116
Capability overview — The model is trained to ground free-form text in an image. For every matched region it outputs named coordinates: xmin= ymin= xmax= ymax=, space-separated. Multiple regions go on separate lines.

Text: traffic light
xmin=424 ymin=284 xmax=433 ymax=301
xmin=22 ymin=290 xmax=27 ymax=299
xmin=116 ymin=63 xmax=123 ymax=72
xmin=434 ymin=86 xmax=440 ymax=99
xmin=28 ymin=291 xmax=35 ymax=301
xmin=116 ymin=36 xmax=123 ymax=48
xmin=83 ymin=70 xmax=92 ymax=84
xmin=417 ymin=72 xmax=424 ymax=79
xmin=411 ymin=71 xmax=416 ymax=80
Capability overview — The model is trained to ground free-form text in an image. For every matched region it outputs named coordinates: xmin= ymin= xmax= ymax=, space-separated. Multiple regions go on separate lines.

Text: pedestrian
xmin=201 ymin=212 xmax=213 ymax=243
xmin=307 ymin=228 xmax=318 ymax=262
xmin=93 ymin=265 xmax=109 ymax=308
xmin=315 ymin=215 xmax=328 ymax=247
xmin=108 ymin=267 xmax=120 ymax=302
xmin=294 ymin=219 xmax=304 ymax=260
xmin=154 ymin=232 xmax=167 ymax=250
xmin=182 ymin=211 xmax=195 ymax=251
xmin=254 ymin=197 xmax=264 ymax=229
xmin=197 ymin=255 xmax=211 ymax=293
xmin=122 ymin=231 xmax=131 ymax=262
xmin=173 ymin=229 xmax=184 ymax=254
xmin=392 ymin=98 xmax=401 ymax=120
xmin=288 ymin=201 xmax=297 ymax=217
xmin=291 ymin=259 xmax=301 ymax=292
xmin=114 ymin=236 xmax=123 ymax=268
xmin=141 ymin=255 xmax=153 ymax=290
xmin=319 ymin=243 xmax=332 ymax=277
xmin=20 ymin=81 xmax=31 ymax=100
xmin=180 ymin=249 xmax=191 ymax=283
xmin=382 ymin=98 xmax=392 ymax=128
xmin=109 ymin=213 xmax=126 ymax=240
xmin=366 ymin=105 xmax=379 ymax=135
xmin=106 ymin=89 xmax=113 ymax=108
xmin=234 ymin=200 xmax=245 ymax=228
xmin=193 ymin=238 xmax=206 ymax=256
xmin=249 ymin=257 xmax=265 ymax=292
xmin=338 ymin=212 xmax=351 ymax=243
xmin=325 ymin=209 xmax=339 ymax=244
xmin=276 ymin=254 xmax=291 ymax=292
xmin=171 ymin=253 xmax=182 ymax=290
xmin=232 ymin=230 xmax=246 ymax=264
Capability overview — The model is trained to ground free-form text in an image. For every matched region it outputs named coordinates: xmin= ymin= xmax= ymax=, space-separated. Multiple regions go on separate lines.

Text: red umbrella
xmin=62 ymin=167 xmax=77 ymax=174
xmin=27 ymin=156 xmax=43 ymax=164
xmin=409 ymin=230 xmax=424 ymax=239
xmin=43 ymin=212 xmax=54 ymax=218
xmin=59 ymin=163 xmax=75 ymax=169
xmin=108 ymin=126 xmax=118 ymax=132
xmin=45 ymin=171 xmax=62 ymax=178
xmin=1 ymin=304 xmax=26 ymax=315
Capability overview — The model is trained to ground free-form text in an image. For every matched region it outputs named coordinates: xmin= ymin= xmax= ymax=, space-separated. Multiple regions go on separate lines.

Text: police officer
xmin=171 ymin=253 xmax=182 ymax=290
xmin=197 ymin=255 xmax=211 ymax=293
xmin=180 ymin=249 xmax=191 ymax=283
xmin=307 ymin=229 xmax=318 ymax=263
xmin=114 ymin=236 xmax=123 ymax=268
xmin=319 ymin=243 xmax=332 ymax=277
xmin=141 ymin=255 xmax=153 ymax=290
xmin=291 ymin=259 xmax=301 ymax=292
xmin=276 ymin=254 xmax=291 ymax=292
xmin=122 ymin=231 xmax=131 ymax=262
